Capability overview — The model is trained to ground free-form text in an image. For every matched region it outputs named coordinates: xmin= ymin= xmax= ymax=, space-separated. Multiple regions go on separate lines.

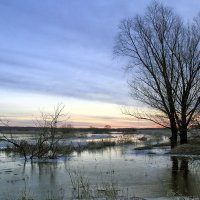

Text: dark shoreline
xmin=0 ymin=126 xmax=168 ymax=135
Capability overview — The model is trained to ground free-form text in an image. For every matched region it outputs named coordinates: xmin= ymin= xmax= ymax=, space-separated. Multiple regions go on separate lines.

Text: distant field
xmin=0 ymin=126 xmax=169 ymax=135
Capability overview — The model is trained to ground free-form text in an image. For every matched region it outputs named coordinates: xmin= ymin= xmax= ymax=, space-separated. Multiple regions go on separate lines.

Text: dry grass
xmin=134 ymin=142 xmax=170 ymax=150
xmin=73 ymin=140 xmax=116 ymax=153
xmin=171 ymin=134 xmax=200 ymax=155
xmin=171 ymin=144 xmax=200 ymax=155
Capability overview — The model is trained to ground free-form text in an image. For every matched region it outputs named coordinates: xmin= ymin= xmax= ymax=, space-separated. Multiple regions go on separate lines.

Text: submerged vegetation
xmin=4 ymin=161 xmax=200 ymax=200
xmin=5 ymin=168 xmax=144 ymax=200
xmin=1 ymin=139 xmax=117 ymax=159
xmin=3 ymin=140 xmax=74 ymax=159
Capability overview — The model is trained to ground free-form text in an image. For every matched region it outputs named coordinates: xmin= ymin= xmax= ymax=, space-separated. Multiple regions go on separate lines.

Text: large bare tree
xmin=114 ymin=1 xmax=200 ymax=148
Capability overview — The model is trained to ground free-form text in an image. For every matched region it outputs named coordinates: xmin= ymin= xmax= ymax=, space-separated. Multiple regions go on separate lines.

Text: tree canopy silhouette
xmin=114 ymin=1 xmax=200 ymax=147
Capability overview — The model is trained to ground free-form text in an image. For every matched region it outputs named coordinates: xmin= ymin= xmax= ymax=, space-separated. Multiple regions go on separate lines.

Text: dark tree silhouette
xmin=114 ymin=1 xmax=200 ymax=147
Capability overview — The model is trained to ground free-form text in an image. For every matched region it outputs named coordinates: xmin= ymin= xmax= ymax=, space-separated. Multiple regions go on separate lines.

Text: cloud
xmin=0 ymin=0 xmax=199 ymax=108
xmin=0 ymin=48 xmax=130 ymax=105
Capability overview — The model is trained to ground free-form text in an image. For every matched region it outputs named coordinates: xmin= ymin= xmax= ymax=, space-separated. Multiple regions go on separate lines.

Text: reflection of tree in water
xmin=28 ymin=161 xmax=59 ymax=193
xmin=171 ymin=156 xmax=197 ymax=196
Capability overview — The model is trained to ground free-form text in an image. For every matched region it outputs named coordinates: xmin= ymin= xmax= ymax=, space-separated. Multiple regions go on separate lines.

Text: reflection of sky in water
xmin=0 ymin=131 xmax=200 ymax=199
xmin=0 ymin=149 xmax=200 ymax=199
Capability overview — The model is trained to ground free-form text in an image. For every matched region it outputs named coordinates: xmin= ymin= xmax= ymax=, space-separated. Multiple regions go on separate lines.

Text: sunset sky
xmin=1 ymin=0 xmax=200 ymax=128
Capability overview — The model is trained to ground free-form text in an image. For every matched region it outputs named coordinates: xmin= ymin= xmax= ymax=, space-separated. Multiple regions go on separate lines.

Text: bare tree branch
xmin=114 ymin=1 xmax=200 ymax=147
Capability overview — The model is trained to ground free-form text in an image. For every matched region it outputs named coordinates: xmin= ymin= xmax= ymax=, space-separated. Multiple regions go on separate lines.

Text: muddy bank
xmin=171 ymin=144 xmax=200 ymax=155
xmin=170 ymin=133 xmax=200 ymax=155
xmin=134 ymin=132 xmax=200 ymax=156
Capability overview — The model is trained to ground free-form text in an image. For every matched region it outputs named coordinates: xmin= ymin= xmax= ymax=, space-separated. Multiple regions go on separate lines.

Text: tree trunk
xmin=170 ymin=129 xmax=178 ymax=148
xmin=179 ymin=127 xmax=187 ymax=144
xmin=170 ymin=117 xmax=178 ymax=148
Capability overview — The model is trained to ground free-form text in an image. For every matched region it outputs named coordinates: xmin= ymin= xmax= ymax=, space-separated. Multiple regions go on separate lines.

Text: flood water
xmin=0 ymin=130 xmax=200 ymax=199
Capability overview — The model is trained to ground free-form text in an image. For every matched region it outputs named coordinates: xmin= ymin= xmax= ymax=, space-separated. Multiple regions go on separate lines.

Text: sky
xmin=0 ymin=0 xmax=200 ymax=128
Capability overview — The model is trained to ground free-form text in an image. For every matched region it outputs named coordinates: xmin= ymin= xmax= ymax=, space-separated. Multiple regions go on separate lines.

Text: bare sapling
xmin=0 ymin=104 xmax=70 ymax=160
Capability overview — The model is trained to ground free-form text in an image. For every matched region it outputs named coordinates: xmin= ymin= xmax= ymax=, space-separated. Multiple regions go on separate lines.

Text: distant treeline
xmin=0 ymin=126 xmax=137 ymax=134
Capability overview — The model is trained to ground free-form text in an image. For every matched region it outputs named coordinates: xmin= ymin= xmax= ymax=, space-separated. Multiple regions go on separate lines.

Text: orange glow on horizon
xmin=1 ymin=113 xmax=160 ymax=128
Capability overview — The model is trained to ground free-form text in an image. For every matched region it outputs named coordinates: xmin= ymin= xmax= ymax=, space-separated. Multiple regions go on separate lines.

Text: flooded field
xmin=0 ymin=129 xmax=200 ymax=199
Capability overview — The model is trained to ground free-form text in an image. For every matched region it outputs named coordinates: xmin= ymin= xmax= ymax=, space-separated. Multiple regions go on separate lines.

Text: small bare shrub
xmin=0 ymin=104 xmax=72 ymax=161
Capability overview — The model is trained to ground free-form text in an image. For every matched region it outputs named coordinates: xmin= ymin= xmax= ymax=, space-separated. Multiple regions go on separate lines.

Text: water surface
xmin=0 ymin=130 xmax=200 ymax=199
